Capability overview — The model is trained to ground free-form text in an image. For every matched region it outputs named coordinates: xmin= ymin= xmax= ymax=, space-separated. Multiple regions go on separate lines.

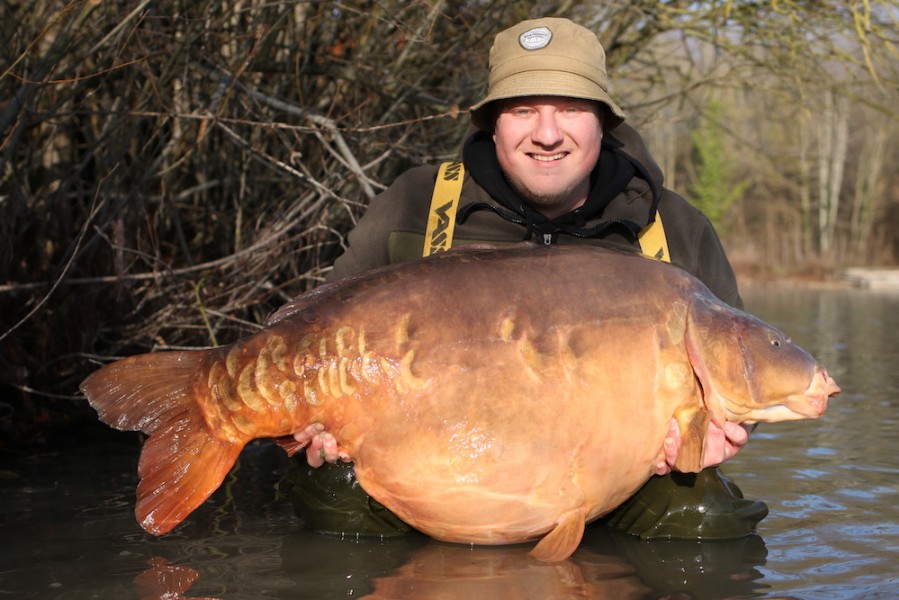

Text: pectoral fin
xmin=673 ymin=406 xmax=710 ymax=473
xmin=528 ymin=507 xmax=586 ymax=562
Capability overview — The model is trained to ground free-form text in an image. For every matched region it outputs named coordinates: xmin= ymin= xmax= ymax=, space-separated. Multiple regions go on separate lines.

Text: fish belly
xmin=254 ymin=246 xmax=706 ymax=546
xmin=345 ymin=323 xmax=696 ymax=545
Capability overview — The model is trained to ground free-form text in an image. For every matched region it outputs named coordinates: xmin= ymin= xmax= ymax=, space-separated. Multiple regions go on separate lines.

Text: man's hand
xmin=292 ymin=423 xmax=351 ymax=468
xmin=654 ymin=419 xmax=753 ymax=476
xmin=294 ymin=417 xmax=750 ymax=473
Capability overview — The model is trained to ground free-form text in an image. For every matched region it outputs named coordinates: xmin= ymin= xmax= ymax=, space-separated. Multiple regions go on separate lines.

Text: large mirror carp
xmin=81 ymin=244 xmax=839 ymax=561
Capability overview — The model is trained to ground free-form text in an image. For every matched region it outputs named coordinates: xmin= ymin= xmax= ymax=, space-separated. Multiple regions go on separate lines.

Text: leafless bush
xmin=2 ymin=0 xmax=897 ymax=446
xmin=0 ymin=0 xmax=540 ymax=444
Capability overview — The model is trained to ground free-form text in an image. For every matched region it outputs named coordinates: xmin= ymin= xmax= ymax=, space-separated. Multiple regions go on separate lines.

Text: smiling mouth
xmin=530 ymin=152 xmax=566 ymax=162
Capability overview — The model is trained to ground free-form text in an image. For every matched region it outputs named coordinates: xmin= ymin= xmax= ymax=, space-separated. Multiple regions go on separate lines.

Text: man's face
xmin=493 ymin=96 xmax=603 ymax=219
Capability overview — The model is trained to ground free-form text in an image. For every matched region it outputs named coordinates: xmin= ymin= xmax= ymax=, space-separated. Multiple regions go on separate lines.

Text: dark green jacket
xmin=328 ymin=123 xmax=742 ymax=309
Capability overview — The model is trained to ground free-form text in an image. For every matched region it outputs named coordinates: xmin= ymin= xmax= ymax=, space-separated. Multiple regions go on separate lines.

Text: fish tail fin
xmin=528 ymin=507 xmax=586 ymax=562
xmin=80 ymin=351 xmax=244 ymax=535
xmin=136 ymin=420 xmax=242 ymax=534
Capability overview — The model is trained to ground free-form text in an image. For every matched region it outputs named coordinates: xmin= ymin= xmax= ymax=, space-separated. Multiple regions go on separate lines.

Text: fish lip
xmin=804 ymin=393 xmax=829 ymax=417
xmin=804 ymin=367 xmax=840 ymax=417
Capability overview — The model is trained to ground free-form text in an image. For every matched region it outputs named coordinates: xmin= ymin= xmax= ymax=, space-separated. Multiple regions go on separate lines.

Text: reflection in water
xmin=585 ymin=529 xmax=769 ymax=599
xmin=135 ymin=557 xmax=219 ymax=600
xmin=2 ymin=287 xmax=897 ymax=598
xmin=131 ymin=527 xmax=770 ymax=600
xmin=359 ymin=529 xmax=769 ymax=600
xmin=360 ymin=543 xmax=651 ymax=600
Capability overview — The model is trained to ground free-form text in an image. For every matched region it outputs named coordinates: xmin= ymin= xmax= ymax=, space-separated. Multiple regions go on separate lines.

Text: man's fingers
xmin=305 ymin=435 xmax=325 ymax=468
xmin=320 ymin=433 xmax=339 ymax=462
xmin=655 ymin=436 xmax=677 ymax=475
xmin=304 ymin=432 xmax=342 ymax=468
xmin=664 ymin=417 xmax=681 ymax=465
xmin=291 ymin=424 xmax=350 ymax=468
xmin=293 ymin=423 xmax=325 ymax=445
xmin=666 ymin=418 xmax=680 ymax=445
xmin=654 ymin=418 xmax=681 ymax=475
xmin=701 ymin=420 xmax=755 ymax=468
xmin=702 ymin=424 xmax=728 ymax=468
xmin=722 ymin=421 xmax=751 ymax=447
xmin=664 ymin=418 xmax=756 ymax=472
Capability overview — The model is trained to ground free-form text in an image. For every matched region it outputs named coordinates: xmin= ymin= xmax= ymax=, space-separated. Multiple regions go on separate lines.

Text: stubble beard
xmin=507 ymin=176 xmax=584 ymax=218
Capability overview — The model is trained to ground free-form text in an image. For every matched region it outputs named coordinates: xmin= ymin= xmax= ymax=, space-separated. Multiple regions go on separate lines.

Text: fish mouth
xmin=803 ymin=367 xmax=840 ymax=417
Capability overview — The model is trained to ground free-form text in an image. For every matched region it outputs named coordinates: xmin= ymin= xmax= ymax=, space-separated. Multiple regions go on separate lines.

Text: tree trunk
xmin=816 ymin=91 xmax=849 ymax=259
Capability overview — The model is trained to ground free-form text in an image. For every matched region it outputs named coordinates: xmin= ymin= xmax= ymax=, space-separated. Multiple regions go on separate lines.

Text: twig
xmin=195 ymin=61 xmax=379 ymax=199
xmin=0 ymin=172 xmax=110 ymax=343
xmin=9 ymin=383 xmax=83 ymax=401
xmin=0 ymin=190 xmax=331 ymax=294
xmin=194 ymin=274 xmax=219 ymax=347
xmin=84 ymin=0 xmax=153 ymax=58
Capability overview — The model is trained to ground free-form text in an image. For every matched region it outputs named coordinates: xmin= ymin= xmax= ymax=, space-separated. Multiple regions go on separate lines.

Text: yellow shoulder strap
xmin=423 ymin=161 xmax=464 ymax=256
xmin=425 ymin=163 xmax=667 ymax=263
xmin=637 ymin=214 xmax=670 ymax=263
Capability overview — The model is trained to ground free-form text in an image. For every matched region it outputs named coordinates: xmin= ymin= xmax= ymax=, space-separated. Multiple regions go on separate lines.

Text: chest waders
xmin=424 ymin=162 xmax=672 ymax=262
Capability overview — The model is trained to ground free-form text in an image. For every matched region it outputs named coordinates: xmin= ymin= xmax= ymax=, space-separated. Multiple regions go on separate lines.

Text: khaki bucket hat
xmin=470 ymin=17 xmax=626 ymax=131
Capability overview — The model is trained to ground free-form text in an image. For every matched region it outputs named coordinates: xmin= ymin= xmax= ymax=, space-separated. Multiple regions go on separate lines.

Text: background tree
xmin=686 ymin=99 xmax=750 ymax=232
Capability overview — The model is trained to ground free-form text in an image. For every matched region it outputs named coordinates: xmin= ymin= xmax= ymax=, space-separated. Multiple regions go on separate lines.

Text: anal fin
xmin=528 ymin=507 xmax=586 ymax=562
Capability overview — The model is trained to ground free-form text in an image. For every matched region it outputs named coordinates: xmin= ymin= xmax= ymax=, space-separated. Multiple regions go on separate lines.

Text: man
xmin=281 ymin=16 xmax=767 ymax=541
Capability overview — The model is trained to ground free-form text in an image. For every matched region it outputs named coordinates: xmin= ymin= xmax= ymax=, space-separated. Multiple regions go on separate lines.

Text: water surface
xmin=1 ymin=285 xmax=896 ymax=599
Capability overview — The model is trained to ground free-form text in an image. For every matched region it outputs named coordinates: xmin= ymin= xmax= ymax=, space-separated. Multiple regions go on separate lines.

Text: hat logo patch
xmin=519 ymin=26 xmax=552 ymax=50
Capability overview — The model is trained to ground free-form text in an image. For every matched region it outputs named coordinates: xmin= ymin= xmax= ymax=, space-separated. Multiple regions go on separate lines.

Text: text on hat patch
xmin=519 ymin=26 xmax=552 ymax=50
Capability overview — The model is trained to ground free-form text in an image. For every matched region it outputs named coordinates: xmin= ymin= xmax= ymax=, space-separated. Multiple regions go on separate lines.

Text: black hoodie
xmin=461 ymin=129 xmax=649 ymax=245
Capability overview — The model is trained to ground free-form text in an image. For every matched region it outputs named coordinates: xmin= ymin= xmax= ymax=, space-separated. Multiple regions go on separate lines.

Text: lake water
xmin=1 ymin=285 xmax=897 ymax=599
